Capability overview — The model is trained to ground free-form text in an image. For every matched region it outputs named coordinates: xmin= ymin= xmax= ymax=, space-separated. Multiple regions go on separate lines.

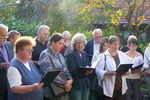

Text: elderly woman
xmin=39 ymin=33 xmax=73 ymax=100
xmin=7 ymin=36 xmax=44 ymax=100
xmin=125 ymin=35 xmax=143 ymax=100
xmin=6 ymin=30 xmax=20 ymax=60
xmin=65 ymin=33 xmax=92 ymax=100
xmin=95 ymin=35 xmax=129 ymax=100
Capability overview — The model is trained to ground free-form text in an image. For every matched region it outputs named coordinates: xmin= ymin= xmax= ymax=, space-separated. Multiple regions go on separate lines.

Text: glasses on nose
xmin=24 ymin=49 xmax=33 ymax=52
xmin=76 ymin=42 xmax=85 ymax=45
xmin=0 ymin=34 xmax=7 ymax=38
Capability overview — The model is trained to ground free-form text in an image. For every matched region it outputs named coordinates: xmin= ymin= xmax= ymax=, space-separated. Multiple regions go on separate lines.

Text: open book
xmin=116 ymin=64 xmax=133 ymax=76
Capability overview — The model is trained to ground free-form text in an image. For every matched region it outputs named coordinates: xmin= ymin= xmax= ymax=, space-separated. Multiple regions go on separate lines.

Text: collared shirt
xmin=126 ymin=53 xmax=143 ymax=79
xmin=0 ymin=45 xmax=9 ymax=62
xmin=93 ymin=40 xmax=100 ymax=53
xmin=95 ymin=49 xmax=130 ymax=97
xmin=32 ymin=38 xmax=48 ymax=61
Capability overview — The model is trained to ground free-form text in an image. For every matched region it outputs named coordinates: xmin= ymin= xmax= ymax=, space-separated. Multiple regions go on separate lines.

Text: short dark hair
xmin=108 ymin=35 xmax=120 ymax=44
xmin=15 ymin=36 xmax=35 ymax=54
xmin=49 ymin=33 xmax=63 ymax=45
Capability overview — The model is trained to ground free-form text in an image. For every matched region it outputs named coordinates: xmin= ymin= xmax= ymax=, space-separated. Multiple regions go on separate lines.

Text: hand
xmin=105 ymin=71 xmax=117 ymax=76
xmin=1 ymin=62 xmax=9 ymax=69
xmin=85 ymin=70 xmax=93 ymax=76
xmin=32 ymin=83 xmax=44 ymax=91
xmin=64 ymin=80 xmax=73 ymax=92
xmin=122 ymin=72 xmax=130 ymax=76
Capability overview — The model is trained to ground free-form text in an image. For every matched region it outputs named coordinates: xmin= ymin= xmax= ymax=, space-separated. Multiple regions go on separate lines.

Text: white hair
xmin=71 ymin=33 xmax=87 ymax=46
xmin=0 ymin=24 xmax=8 ymax=32
xmin=92 ymin=28 xmax=102 ymax=35
xmin=62 ymin=31 xmax=71 ymax=36
xmin=37 ymin=25 xmax=50 ymax=33
xmin=128 ymin=35 xmax=137 ymax=41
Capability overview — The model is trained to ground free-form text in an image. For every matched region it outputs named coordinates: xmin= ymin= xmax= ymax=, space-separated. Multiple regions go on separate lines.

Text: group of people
xmin=0 ymin=23 xmax=150 ymax=100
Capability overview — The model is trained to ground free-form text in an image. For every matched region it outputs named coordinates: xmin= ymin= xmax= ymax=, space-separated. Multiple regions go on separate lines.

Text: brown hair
xmin=15 ymin=36 xmax=36 ymax=54
xmin=8 ymin=30 xmax=20 ymax=40
xmin=99 ymin=37 xmax=108 ymax=53
xmin=49 ymin=33 xmax=63 ymax=45
xmin=127 ymin=36 xmax=138 ymax=46
xmin=108 ymin=35 xmax=120 ymax=44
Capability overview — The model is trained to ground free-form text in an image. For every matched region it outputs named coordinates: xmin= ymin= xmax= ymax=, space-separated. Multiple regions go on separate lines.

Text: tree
xmin=80 ymin=0 xmax=150 ymax=40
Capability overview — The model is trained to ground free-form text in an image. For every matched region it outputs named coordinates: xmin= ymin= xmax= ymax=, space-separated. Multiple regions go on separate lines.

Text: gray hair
xmin=37 ymin=25 xmax=50 ymax=33
xmin=62 ymin=31 xmax=71 ymax=36
xmin=92 ymin=28 xmax=102 ymax=35
xmin=0 ymin=24 xmax=8 ymax=32
xmin=71 ymin=33 xmax=87 ymax=46
xmin=128 ymin=35 xmax=137 ymax=41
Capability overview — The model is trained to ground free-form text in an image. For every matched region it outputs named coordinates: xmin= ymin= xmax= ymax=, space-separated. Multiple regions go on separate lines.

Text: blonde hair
xmin=14 ymin=36 xmax=36 ymax=54
xmin=71 ymin=33 xmax=87 ymax=46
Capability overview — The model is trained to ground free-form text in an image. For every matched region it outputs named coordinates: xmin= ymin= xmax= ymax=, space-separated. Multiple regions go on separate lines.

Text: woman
xmin=125 ymin=35 xmax=143 ymax=100
xmin=91 ymin=37 xmax=108 ymax=64
xmin=7 ymin=36 xmax=44 ymax=100
xmin=143 ymin=43 xmax=150 ymax=99
xmin=65 ymin=33 xmax=92 ymax=100
xmin=39 ymin=33 xmax=73 ymax=100
xmin=95 ymin=35 xmax=129 ymax=100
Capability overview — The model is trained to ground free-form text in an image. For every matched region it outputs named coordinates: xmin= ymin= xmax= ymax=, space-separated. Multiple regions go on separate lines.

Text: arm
xmin=7 ymin=67 xmax=43 ymax=94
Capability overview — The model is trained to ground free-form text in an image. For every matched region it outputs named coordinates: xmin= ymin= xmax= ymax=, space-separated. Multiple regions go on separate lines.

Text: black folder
xmin=40 ymin=71 xmax=60 ymax=87
xmin=78 ymin=66 xmax=94 ymax=73
xmin=116 ymin=64 xmax=133 ymax=76
xmin=131 ymin=63 xmax=143 ymax=71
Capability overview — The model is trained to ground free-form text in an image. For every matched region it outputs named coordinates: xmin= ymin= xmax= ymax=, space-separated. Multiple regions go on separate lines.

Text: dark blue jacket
xmin=65 ymin=49 xmax=91 ymax=89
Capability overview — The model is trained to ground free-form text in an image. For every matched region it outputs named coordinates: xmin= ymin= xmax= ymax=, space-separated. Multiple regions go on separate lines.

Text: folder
xmin=116 ymin=64 xmax=133 ymax=76
xmin=131 ymin=63 xmax=144 ymax=71
xmin=40 ymin=71 xmax=60 ymax=87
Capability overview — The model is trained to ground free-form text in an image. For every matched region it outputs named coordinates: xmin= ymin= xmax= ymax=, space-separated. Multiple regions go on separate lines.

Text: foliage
xmin=0 ymin=16 xmax=40 ymax=37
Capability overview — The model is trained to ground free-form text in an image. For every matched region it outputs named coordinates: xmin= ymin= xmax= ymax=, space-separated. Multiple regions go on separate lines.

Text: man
xmin=0 ymin=24 xmax=12 ymax=100
xmin=84 ymin=28 xmax=103 ymax=62
xmin=32 ymin=25 xmax=50 ymax=71
xmin=60 ymin=31 xmax=73 ymax=56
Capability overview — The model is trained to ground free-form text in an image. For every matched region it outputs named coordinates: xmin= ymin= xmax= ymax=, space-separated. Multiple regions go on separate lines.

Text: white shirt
xmin=93 ymin=40 xmax=100 ymax=53
xmin=95 ymin=49 xmax=130 ymax=97
xmin=91 ymin=50 xmax=101 ymax=64
xmin=143 ymin=47 xmax=150 ymax=73
xmin=126 ymin=52 xmax=143 ymax=79
xmin=7 ymin=62 xmax=31 ymax=88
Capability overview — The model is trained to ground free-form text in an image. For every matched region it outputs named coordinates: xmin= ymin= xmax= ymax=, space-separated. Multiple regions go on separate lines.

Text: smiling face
xmin=74 ymin=39 xmax=85 ymax=53
xmin=93 ymin=32 xmax=103 ymax=44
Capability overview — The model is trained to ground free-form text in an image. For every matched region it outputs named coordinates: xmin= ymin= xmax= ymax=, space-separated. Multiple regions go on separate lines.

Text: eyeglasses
xmin=95 ymin=36 xmax=103 ymax=39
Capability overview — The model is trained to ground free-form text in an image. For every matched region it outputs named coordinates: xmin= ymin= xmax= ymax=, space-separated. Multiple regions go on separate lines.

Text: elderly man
xmin=84 ymin=28 xmax=103 ymax=62
xmin=0 ymin=24 xmax=12 ymax=100
xmin=32 ymin=25 xmax=50 ymax=71
xmin=60 ymin=31 xmax=73 ymax=56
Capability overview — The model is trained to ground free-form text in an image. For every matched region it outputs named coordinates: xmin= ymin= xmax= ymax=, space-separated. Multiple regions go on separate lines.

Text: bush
xmin=0 ymin=16 xmax=40 ymax=37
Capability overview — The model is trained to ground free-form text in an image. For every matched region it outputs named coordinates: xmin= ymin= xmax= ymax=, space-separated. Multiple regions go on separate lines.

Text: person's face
xmin=103 ymin=42 xmax=108 ymax=52
xmin=52 ymin=39 xmax=64 ymax=52
xmin=109 ymin=41 xmax=120 ymax=51
xmin=74 ymin=40 xmax=85 ymax=52
xmin=93 ymin=32 xmax=103 ymax=44
xmin=128 ymin=43 xmax=137 ymax=51
xmin=18 ymin=45 xmax=33 ymax=61
xmin=10 ymin=35 xmax=20 ymax=45
xmin=0 ymin=33 xmax=7 ymax=46
xmin=63 ymin=34 xmax=71 ymax=46
xmin=38 ymin=29 xmax=49 ymax=42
